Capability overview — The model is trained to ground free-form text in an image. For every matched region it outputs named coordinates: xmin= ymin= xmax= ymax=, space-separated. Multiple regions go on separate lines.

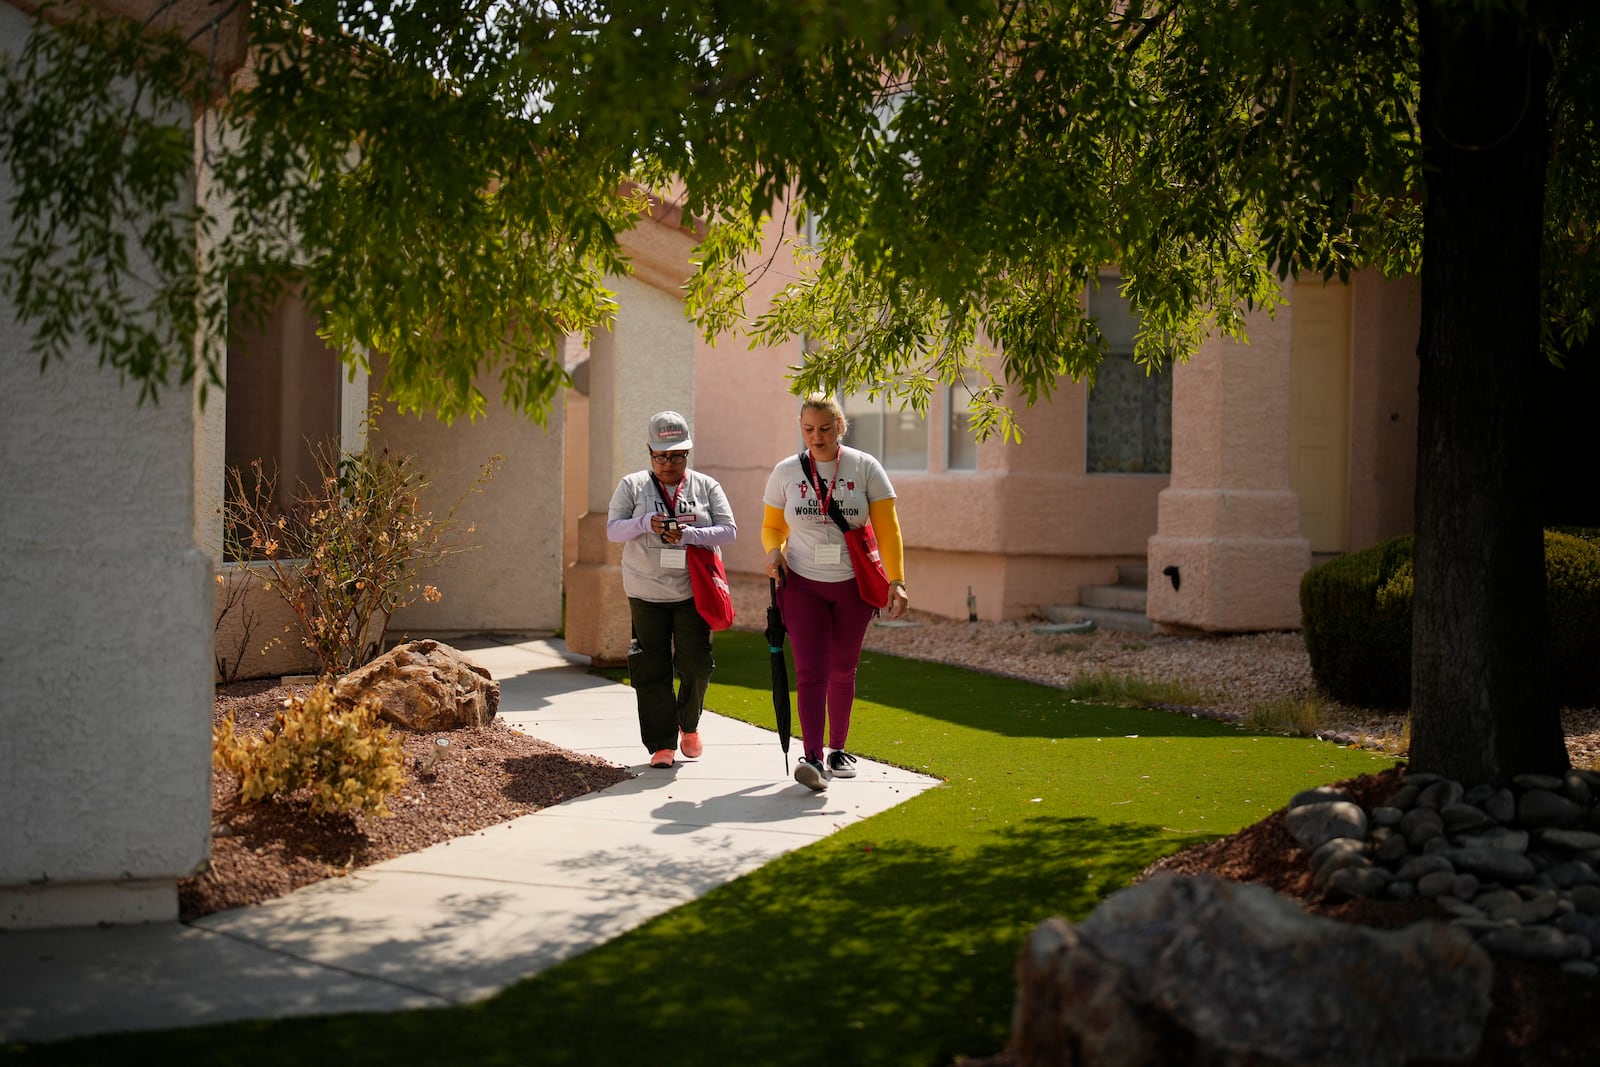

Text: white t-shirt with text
xmin=763 ymin=446 xmax=895 ymax=585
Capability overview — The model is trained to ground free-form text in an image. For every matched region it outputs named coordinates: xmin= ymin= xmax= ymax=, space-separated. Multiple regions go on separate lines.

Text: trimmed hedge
xmin=1300 ymin=530 xmax=1600 ymax=709
xmin=1300 ymin=535 xmax=1416 ymax=708
xmin=1547 ymin=530 xmax=1600 ymax=707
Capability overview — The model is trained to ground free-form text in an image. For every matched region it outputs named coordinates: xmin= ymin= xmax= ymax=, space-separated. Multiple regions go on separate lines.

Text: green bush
xmin=1547 ymin=531 xmax=1600 ymax=706
xmin=1300 ymin=535 xmax=1416 ymax=708
xmin=1301 ymin=530 xmax=1600 ymax=709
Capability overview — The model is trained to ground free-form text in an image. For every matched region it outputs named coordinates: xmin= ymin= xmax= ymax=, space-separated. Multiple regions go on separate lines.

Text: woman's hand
xmin=650 ymin=513 xmax=685 ymax=544
xmin=764 ymin=547 xmax=786 ymax=580
xmin=886 ymin=581 xmax=909 ymax=620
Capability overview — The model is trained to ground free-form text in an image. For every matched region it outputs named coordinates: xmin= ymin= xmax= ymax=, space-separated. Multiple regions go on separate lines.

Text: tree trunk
xmin=1410 ymin=1 xmax=1568 ymax=783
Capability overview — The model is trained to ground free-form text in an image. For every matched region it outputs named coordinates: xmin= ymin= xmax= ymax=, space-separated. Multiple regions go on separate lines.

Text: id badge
xmin=814 ymin=543 xmax=842 ymax=566
xmin=661 ymin=546 xmax=688 ymax=570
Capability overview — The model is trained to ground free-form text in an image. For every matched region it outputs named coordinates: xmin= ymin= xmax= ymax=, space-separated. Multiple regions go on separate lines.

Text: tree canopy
xmin=2 ymin=2 xmax=1592 ymax=423
xmin=3 ymin=0 xmax=1597 ymax=782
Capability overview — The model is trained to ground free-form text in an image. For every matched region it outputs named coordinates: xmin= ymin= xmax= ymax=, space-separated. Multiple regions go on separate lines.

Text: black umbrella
xmin=765 ymin=573 xmax=792 ymax=771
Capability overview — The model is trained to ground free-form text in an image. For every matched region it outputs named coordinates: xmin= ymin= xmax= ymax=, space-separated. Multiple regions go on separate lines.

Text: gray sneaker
xmin=827 ymin=750 xmax=858 ymax=778
xmin=795 ymin=756 xmax=827 ymax=791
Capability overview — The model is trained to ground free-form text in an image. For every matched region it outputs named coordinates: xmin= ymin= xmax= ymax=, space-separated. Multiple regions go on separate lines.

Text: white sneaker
xmin=827 ymin=751 xmax=858 ymax=779
xmin=795 ymin=757 xmax=827 ymax=791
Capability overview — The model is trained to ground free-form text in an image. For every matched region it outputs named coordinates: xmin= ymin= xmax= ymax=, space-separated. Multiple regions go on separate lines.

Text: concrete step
xmin=1115 ymin=563 xmax=1148 ymax=588
xmin=1079 ymin=583 xmax=1148 ymax=612
xmin=1040 ymin=602 xmax=1155 ymax=634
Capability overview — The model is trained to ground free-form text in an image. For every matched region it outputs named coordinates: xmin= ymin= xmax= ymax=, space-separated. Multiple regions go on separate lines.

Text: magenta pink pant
xmin=778 ymin=569 xmax=877 ymax=760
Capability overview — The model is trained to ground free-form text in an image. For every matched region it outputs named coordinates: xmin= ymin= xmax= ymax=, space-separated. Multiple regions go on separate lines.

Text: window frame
xmin=1084 ymin=272 xmax=1172 ymax=476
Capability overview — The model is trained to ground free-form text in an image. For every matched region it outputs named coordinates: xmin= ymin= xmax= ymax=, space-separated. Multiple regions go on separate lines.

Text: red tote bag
xmin=686 ymin=545 xmax=736 ymax=630
xmin=843 ymin=523 xmax=892 ymax=609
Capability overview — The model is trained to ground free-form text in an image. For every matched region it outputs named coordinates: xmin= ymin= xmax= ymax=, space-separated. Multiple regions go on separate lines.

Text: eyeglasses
xmin=650 ymin=452 xmax=688 ymax=465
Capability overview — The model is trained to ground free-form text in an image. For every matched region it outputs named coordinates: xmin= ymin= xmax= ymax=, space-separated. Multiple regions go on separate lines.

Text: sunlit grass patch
xmin=1059 ymin=669 xmax=1219 ymax=710
xmin=1243 ymin=694 xmax=1326 ymax=737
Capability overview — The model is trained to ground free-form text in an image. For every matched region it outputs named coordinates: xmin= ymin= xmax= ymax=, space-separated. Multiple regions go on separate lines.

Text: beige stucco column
xmin=565 ymin=210 xmax=699 ymax=664
xmin=1146 ymin=305 xmax=1310 ymax=632
xmin=379 ymin=359 xmax=565 ymax=638
xmin=0 ymin=0 xmax=238 ymax=929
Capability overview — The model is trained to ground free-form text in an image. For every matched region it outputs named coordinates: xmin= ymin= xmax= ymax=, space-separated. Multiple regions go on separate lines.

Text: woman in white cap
xmin=606 ymin=410 xmax=737 ymax=767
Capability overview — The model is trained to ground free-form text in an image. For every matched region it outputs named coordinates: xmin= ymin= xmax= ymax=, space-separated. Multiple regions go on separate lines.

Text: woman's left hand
xmin=886 ymin=583 xmax=909 ymax=620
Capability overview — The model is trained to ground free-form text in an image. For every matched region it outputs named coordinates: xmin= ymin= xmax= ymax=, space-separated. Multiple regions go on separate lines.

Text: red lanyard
xmin=806 ymin=455 xmax=839 ymax=518
xmin=652 ymin=474 xmax=684 ymax=516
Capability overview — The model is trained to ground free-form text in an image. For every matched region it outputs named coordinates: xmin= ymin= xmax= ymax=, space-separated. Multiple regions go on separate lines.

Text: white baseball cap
xmin=647 ymin=410 xmax=693 ymax=451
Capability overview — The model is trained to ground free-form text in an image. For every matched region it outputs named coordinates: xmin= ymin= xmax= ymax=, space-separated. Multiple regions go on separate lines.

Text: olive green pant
xmin=627 ymin=597 xmax=714 ymax=754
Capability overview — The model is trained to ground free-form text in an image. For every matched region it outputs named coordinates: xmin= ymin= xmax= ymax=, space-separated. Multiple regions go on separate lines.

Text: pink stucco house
xmin=562 ymin=204 xmax=1422 ymax=664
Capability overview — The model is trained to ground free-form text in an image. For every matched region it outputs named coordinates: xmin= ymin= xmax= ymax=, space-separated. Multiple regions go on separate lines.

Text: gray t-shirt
xmin=606 ymin=469 xmax=736 ymax=602
xmin=763 ymin=446 xmax=894 ymax=584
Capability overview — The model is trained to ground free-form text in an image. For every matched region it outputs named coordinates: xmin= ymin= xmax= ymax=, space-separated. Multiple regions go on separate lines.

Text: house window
xmin=223 ymin=282 xmax=359 ymax=560
xmin=946 ymin=383 xmax=979 ymax=471
xmin=843 ymin=388 xmax=929 ymax=471
xmin=1085 ymin=276 xmax=1171 ymax=474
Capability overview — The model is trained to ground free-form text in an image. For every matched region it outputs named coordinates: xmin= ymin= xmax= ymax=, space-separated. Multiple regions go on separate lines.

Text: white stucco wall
xmin=0 ymin=3 xmax=214 ymax=927
xmin=379 ymin=358 xmax=567 ymax=638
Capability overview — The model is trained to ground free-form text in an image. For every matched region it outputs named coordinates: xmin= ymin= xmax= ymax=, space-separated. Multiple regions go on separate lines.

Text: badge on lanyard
xmin=814 ymin=543 xmax=842 ymax=565
xmin=661 ymin=546 xmax=688 ymax=569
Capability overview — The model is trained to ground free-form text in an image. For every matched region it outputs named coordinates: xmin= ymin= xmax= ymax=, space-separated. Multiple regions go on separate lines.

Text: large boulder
xmin=332 ymin=640 xmax=499 ymax=732
xmin=1009 ymin=873 xmax=1492 ymax=1067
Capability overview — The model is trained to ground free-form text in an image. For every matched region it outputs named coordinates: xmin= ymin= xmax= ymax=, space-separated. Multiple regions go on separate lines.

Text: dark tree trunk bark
xmin=1410 ymin=1 xmax=1568 ymax=783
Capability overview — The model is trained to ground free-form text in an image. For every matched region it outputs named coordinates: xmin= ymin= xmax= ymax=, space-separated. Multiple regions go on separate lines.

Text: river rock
xmin=1284 ymin=800 xmax=1368 ymax=851
xmin=1440 ymin=846 xmax=1536 ymax=884
xmin=1517 ymin=788 xmax=1584 ymax=829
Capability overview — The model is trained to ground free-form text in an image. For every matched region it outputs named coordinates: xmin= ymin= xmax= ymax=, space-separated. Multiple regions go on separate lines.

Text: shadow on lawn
xmin=22 ymin=816 xmax=1189 ymax=1067
xmin=513 ymin=813 xmax=1204 ymax=1066
xmin=707 ymin=630 xmax=1248 ymax=742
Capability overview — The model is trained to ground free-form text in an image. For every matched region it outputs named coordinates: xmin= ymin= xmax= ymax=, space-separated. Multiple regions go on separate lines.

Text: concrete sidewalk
xmin=0 ymin=638 xmax=941 ymax=1046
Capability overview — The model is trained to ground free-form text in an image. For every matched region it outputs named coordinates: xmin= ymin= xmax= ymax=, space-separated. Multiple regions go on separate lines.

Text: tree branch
xmin=1121 ymin=1 xmax=1179 ymax=56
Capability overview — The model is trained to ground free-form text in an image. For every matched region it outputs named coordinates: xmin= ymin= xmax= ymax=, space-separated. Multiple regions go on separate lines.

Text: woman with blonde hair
xmin=761 ymin=394 xmax=909 ymax=790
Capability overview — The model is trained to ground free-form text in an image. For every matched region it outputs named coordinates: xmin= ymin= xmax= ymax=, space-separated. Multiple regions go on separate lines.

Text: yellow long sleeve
xmin=761 ymin=504 xmax=790 ymax=555
xmin=868 ymin=498 xmax=905 ymax=583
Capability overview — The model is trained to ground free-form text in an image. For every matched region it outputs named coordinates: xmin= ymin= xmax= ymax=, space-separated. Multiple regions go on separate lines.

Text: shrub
xmin=213 ymin=683 xmax=405 ymax=817
xmin=1547 ymin=531 xmax=1600 ymax=706
xmin=224 ymin=403 xmax=501 ymax=676
xmin=1299 ymin=535 xmax=1415 ymax=708
xmin=1302 ymin=530 xmax=1600 ymax=708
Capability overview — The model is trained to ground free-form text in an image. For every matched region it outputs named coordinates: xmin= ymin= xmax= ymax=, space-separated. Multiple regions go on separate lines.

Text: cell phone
xmin=662 ymin=518 xmax=679 ymax=532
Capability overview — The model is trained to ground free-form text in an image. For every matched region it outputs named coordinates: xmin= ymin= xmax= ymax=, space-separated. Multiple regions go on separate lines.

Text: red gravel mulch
xmin=182 ymin=679 xmax=632 ymax=920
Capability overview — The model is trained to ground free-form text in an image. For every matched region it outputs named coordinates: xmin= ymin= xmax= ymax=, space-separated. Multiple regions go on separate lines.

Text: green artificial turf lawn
xmin=9 ymin=631 xmax=1396 ymax=1066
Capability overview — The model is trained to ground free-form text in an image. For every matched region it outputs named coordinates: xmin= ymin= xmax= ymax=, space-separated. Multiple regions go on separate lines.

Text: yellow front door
xmin=1289 ymin=281 xmax=1352 ymax=553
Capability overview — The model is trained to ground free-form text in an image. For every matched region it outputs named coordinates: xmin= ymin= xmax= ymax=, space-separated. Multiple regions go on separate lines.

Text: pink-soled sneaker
xmin=679 ymin=731 xmax=703 ymax=759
